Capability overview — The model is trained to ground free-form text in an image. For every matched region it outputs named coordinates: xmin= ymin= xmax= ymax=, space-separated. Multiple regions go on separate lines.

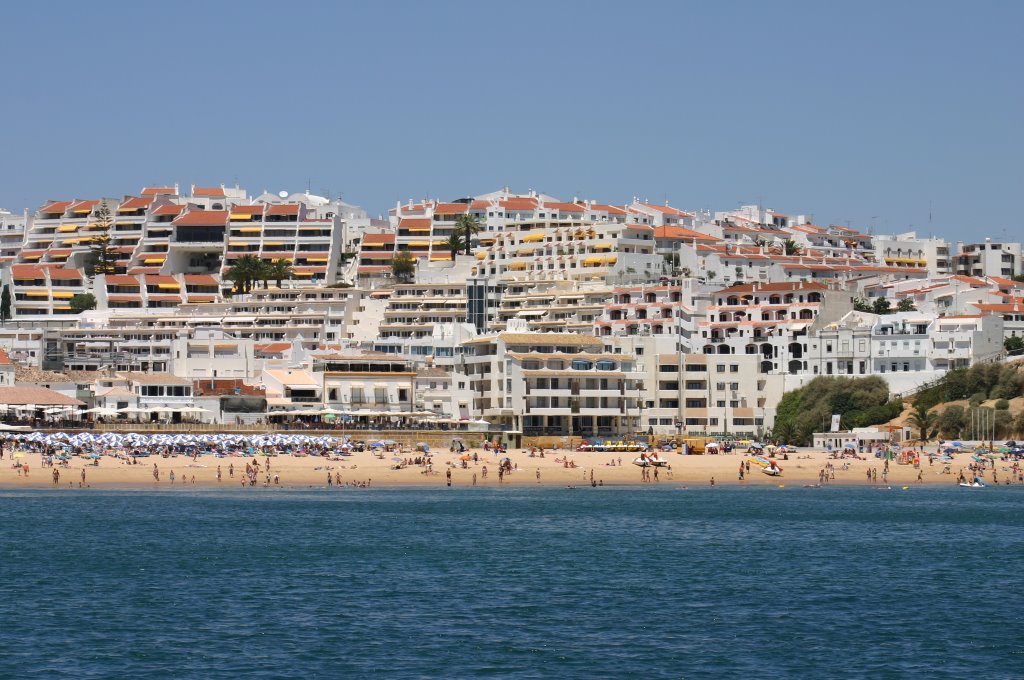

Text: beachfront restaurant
xmin=0 ymin=386 xmax=86 ymax=424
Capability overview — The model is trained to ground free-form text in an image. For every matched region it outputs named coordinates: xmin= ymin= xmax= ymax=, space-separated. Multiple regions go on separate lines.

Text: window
xmin=730 ymin=383 xmax=739 ymax=390
xmin=729 ymin=365 xmax=739 ymax=373
xmin=716 ymin=400 xmax=725 ymax=408
xmin=716 ymin=364 xmax=726 ymax=373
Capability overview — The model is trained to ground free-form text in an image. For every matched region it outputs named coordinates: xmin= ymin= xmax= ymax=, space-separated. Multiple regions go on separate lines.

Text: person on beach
xmin=710 ymin=476 xmax=715 ymax=486
xmin=229 ymin=463 xmax=234 ymax=478
xmin=217 ymin=466 xmax=222 ymax=482
xmin=81 ymin=468 xmax=86 ymax=485
xmin=446 ymin=468 xmax=452 ymax=487
xmin=536 ymin=469 xmax=540 ymax=483
xmin=327 ymin=472 xmax=332 ymax=487
xmin=169 ymin=470 xmax=175 ymax=484
xmin=52 ymin=468 xmax=59 ymax=486
xmin=335 ymin=471 xmax=341 ymax=486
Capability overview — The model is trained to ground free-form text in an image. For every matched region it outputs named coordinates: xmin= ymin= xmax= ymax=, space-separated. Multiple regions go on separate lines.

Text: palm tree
xmin=905 ymin=402 xmax=938 ymax=442
xmin=224 ymin=255 xmax=263 ymax=294
xmin=444 ymin=233 xmax=465 ymax=259
xmin=267 ymin=259 xmax=294 ymax=288
xmin=782 ymin=239 xmax=803 ymax=256
xmin=455 ymin=213 xmax=482 ymax=255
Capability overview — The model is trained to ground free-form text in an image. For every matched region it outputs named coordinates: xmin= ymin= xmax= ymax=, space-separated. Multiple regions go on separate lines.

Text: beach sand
xmin=0 ymin=446 xmax=1004 ymax=490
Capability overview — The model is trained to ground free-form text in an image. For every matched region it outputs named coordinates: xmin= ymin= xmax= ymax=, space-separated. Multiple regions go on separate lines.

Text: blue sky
xmin=1 ymin=1 xmax=1020 ymax=240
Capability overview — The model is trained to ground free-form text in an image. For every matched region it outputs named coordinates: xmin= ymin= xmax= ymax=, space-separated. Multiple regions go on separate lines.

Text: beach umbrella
xmin=391 ymin=456 xmax=403 ymax=462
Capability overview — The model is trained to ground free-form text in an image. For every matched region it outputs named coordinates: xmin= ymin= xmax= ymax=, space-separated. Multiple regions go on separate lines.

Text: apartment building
xmin=460 ymin=321 xmax=644 ymax=436
xmin=955 ymin=239 xmax=1023 ymax=279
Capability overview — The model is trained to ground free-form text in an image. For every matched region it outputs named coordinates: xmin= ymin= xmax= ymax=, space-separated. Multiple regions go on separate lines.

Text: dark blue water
xmin=0 ymin=487 xmax=1021 ymax=679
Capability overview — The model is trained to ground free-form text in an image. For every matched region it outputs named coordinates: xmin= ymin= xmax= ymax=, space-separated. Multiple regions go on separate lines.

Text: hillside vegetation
xmin=908 ymin=360 xmax=1024 ymax=440
xmin=771 ymin=376 xmax=903 ymax=445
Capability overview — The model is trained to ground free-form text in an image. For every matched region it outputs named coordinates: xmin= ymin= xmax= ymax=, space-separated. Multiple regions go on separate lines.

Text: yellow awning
xmin=592 ymin=243 xmax=613 ymax=252
xmin=475 ymin=252 xmax=487 ymax=260
xmin=298 ymin=226 xmax=325 ymax=231
xmin=25 ymin=291 xmax=50 ymax=297
xmin=115 ymin=234 xmax=141 ymax=239
xmin=238 ymin=227 xmax=262 ymax=233
xmin=114 ymin=221 xmax=137 ymax=226
xmin=72 ymin=208 xmax=92 ymax=214
xmin=583 ymin=257 xmax=603 ymax=266
xmin=408 ymin=241 xmax=431 ymax=247
xmin=51 ymin=291 xmax=74 ymax=299
xmin=22 ymin=254 xmax=41 ymax=260
xmin=230 ymin=213 xmax=253 ymax=220
xmin=144 ymin=258 xmax=165 ymax=264
xmin=478 ymin=237 xmax=496 ymax=244
xmin=407 ymin=227 xmax=431 ymax=233
xmin=517 ymin=246 xmax=536 ymax=256
xmin=58 ymin=225 xmax=78 ymax=233
xmin=603 ymin=256 xmax=618 ymax=265
xmin=430 ymin=254 xmax=452 ymax=261
xmin=227 ymin=241 xmax=247 ymax=247
xmin=294 ymin=271 xmax=315 ymax=277
xmin=263 ymin=242 xmax=285 ymax=247
xmin=522 ymin=232 xmax=545 ymax=242
xmin=305 ymin=257 xmax=329 ymax=262
xmin=53 ymin=306 xmax=72 ymax=311
xmin=157 ymin=283 xmax=180 ymax=290
xmin=508 ymin=262 xmax=528 ymax=270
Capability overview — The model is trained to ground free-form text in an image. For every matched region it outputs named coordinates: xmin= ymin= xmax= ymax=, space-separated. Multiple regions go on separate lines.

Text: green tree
xmin=782 ymin=239 xmax=802 ymax=256
xmin=896 ymin=298 xmax=916 ymax=312
xmin=0 ymin=285 xmax=10 ymax=325
xmin=83 ymin=202 xmax=117 ymax=279
xmin=1015 ymin=410 xmax=1024 ymax=437
xmin=1005 ymin=336 xmax=1024 ymax=353
xmin=853 ymin=298 xmax=873 ymax=313
xmin=905 ymin=402 xmax=938 ymax=441
xmin=444 ymin=232 xmax=465 ymax=259
xmin=773 ymin=375 xmax=899 ymax=445
xmin=392 ymin=251 xmax=416 ymax=282
xmin=872 ymin=297 xmax=892 ymax=315
xmin=70 ymin=292 xmax=97 ymax=313
xmin=455 ymin=213 xmax=482 ymax=256
xmin=936 ymin=405 xmax=965 ymax=439
xmin=224 ymin=255 xmax=264 ymax=294
xmin=266 ymin=259 xmax=293 ymax=288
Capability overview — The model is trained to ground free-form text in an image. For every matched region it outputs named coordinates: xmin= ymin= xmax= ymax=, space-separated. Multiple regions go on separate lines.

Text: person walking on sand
xmin=169 ymin=470 xmax=175 ymax=484
xmin=52 ymin=468 xmax=60 ymax=486
xmin=327 ymin=472 xmax=333 ymax=487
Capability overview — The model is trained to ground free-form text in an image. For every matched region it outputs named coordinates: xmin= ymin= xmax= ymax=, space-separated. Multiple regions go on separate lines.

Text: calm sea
xmin=0 ymin=486 xmax=1020 ymax=679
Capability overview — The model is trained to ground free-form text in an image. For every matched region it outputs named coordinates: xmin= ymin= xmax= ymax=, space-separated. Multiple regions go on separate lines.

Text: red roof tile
xmin=173 ymin=209 xmax=229 ymax=226
xmin=118 ymin=196 xmax=154 ymax=211
xmin=255 ymin=342 xmax=291 ymax=353
xmin=11 ymin=265 xmax=46 ymax=278
xmin=193 ymin=187 xmax=226 ymax=197
xmin=543 ymin=202 xmax=584 ymax=213
xmin=152 ymin=204 xmax=185 ymax=217
xmin=40 ymin=201 xmax=72 ymax=214
xmin=399 ymin=218 xmax=431 ymax=229
xmin=141 ymin=187 xmax=177 ymax=196
xmin=229 ymin=205 xmax=264 ymax=215
xmin=363 ymin=233 xmax=396 ymax=245
xmin=267 ymin=204 xmax=300 ymax=215
xmin=434 ymin=203 xmax=469 ymax=214
xmin=642 ymin=203 xmax=693 ymax=217
xmin=0 ymin=349 xmax=12 ymax=365
xmin=654 ymin=226 xmax=719 ymax=241
xmin=145 ymin=275 xmax=179 ymax=285
xmin=106 ymin=275 xmax=140 ymax=286
xmin=184 ymin=274 xmax=219 ymax=285
xmin=500 ymin=198 xmax=538 ymax=211
xmin=48 ymin=268 xmax=83 ymax=280
xmin=585 ymin=203 xmax=627 ymax=215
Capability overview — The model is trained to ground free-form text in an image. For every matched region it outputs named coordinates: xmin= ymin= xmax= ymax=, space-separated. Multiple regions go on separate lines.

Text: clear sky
xmin=1 ymin=1 xmax=1020 ymax=240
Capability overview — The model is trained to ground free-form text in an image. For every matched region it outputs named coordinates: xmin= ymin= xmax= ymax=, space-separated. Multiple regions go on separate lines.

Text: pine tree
xmin=84 ymin=202 xmax=117 ymax=279
xmin=0 ymin=285 xmax=10 ymax=324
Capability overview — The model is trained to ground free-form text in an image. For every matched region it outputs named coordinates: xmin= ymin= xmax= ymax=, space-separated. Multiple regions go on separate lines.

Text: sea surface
xmin=0 ymin=486 xmax=1021 ymax=679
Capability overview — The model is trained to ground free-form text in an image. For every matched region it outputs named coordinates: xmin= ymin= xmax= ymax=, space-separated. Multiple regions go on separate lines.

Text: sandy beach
xmin=1 ymin=445 xmax=1014 ymax=490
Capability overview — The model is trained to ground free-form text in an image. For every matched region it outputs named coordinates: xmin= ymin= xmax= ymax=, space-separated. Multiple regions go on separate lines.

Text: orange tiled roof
xmin=193 ymin=187 xmax=226 ymax=197
xmin=118 ymin=196 xmax=154 ymax=211
xmin=142 ymin=187 xmax=177 ymax=196
xmin=434 ymin=203 xmax=469 ymax=214
xmin=173 ymin=209 xmax=228 ymax=226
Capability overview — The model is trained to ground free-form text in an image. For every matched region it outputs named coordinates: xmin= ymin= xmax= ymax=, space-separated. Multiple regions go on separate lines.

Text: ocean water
xmin=0 ymin=486 xmax=1021 ymax=679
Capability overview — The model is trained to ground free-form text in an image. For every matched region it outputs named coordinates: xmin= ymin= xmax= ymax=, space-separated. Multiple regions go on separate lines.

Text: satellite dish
xmin=278 ymin=190 xmax=288 ymax=198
